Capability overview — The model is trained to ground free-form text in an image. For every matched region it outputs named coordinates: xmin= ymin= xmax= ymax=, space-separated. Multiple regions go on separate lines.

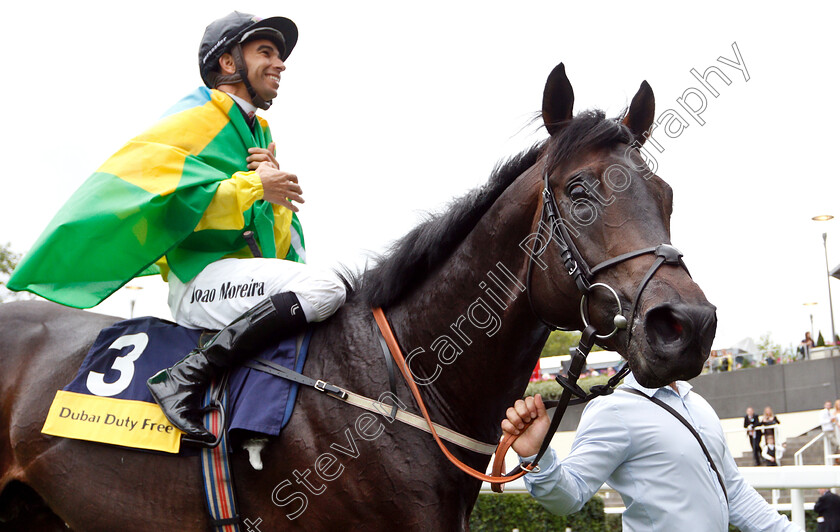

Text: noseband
xmin=526 ymin=169 xmax=692 ymax=340
xmin=493 ymin=169 xmax=695 ymax=491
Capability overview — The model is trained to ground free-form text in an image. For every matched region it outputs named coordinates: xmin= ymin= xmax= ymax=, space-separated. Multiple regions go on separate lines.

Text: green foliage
xmin=817 ymin=331 xmax=826 ymax=347
xmin=469 ymin=493 xmax=605 ymax=531
xmin=0 ymin=242 xmax=20 ymax=301
xmin=0 ymin=242 xmax=18 ymax=277
xmin=524 ymin=375 xmax=612 ymax=401
xmin=757 ymin=333 xmax=795 ymax=364
xmin=540 ymin=330 xmax=602 ymax=358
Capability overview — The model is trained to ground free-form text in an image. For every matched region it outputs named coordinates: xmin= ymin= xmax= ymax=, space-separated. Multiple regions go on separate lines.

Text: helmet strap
xmin=229 ymin=44 xmax=272 ymax=110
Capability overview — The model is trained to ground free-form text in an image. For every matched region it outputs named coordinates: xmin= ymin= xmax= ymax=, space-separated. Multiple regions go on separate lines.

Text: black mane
xmin=359 ymin=109 xmax=632 ymax=308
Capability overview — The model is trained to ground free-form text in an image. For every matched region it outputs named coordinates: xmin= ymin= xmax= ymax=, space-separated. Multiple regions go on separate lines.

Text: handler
xmin=502 ymin=373 xmax=801 ymax=531
xmin=8 ymin=12 xmax=346 ymax=445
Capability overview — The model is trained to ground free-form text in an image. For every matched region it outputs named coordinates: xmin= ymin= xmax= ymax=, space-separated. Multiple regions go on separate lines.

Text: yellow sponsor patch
xmin=42 ymin=390 xmax=181 ymax=454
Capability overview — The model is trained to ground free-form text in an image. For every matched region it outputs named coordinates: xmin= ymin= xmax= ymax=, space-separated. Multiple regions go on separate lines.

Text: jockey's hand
xmin=247 ymin=142 xmax=279 ymax=170
xmin=256 ymin=161 xmax=304 ymax=212
xmin=501 ymin=394 xmax=550 ymax=458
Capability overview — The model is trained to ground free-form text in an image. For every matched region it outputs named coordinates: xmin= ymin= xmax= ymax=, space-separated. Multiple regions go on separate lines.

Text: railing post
xmin=790 ymin=488 xmax=805 ymax=529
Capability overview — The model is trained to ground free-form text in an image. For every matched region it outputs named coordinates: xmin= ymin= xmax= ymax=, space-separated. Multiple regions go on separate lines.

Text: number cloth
xmin=8 ymin=87 xmax=304 ymax=308
xmin=42 ymin=316 xmax=308 ymax=452
xmin=520 ymin=372 xmax=801 ymax=532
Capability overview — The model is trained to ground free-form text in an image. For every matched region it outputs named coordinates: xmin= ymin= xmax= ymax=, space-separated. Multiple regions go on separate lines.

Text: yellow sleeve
xmin=194 ymin=171 xmax=264 ymax=231
xmin=155 ymin=171 xmax=294 ymax=280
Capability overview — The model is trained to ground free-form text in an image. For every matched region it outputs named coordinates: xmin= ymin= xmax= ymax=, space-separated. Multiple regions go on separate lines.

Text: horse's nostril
xmin=645 ymin=305 xmax=688 ymax=345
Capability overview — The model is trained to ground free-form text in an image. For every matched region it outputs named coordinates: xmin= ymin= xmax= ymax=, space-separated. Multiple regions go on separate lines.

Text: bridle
xmin=526 ymin=167 xmax=692 ymax=343
xmin=489 ymin=164 xmax=696 ymax=490
xmin=372 ymin=156 xmax=698 ymax=492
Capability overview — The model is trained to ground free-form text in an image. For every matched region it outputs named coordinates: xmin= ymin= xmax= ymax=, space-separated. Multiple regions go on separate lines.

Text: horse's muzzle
xmin=638 ymin=301 xmax=717 ymax=386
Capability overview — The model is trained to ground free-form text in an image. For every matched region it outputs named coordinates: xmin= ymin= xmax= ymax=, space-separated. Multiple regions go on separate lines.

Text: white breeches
xmin=168 ymin=258 xmax=347 ymax=330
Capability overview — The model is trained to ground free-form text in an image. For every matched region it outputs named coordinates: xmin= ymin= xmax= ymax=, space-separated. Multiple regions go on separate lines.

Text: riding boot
xmin=147 ymin=292 xmax=308 ymax=445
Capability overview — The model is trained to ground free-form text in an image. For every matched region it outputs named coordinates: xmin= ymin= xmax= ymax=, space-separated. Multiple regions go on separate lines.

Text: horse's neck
xmin=387 ymin=167 xmax=548 ymax=442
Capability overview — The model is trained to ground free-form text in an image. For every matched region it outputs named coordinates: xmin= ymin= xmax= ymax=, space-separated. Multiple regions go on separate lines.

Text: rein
xmin=367 ymin=165 xmax=694 ymax=491
xmin=371 ymin=308 xmax=529 ymax=485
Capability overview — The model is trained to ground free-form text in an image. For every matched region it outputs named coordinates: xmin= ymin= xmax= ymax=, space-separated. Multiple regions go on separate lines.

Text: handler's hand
xmin=256 ymin=161 xmax=304 ymax=212
xmin=501 ymin=394 xmax=550 ymax=458
xmin=247 ymin=142 xmax=279 ymax=170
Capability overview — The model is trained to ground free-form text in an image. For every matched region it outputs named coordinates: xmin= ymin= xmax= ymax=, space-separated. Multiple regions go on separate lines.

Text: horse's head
xmin=530 ymin=63 xmax=716 ymax=388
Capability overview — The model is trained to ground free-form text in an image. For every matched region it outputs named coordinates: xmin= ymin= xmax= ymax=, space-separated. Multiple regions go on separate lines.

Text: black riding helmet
xmin=199 ymin=11 xmax=298 ymax=110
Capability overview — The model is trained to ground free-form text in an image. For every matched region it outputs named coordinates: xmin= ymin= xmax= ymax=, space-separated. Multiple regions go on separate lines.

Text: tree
xmin=0 ymin=242 xmax=18 ymax=276
xmin=0 ymin=242 xmax=21 ymax=302
xmin=540 ymin=330 xmax=603 ymax=358
xmin=757 ymin=333 xmax=795 ymax=364
xmin=817 ymin=331 xmax=826 ymax=347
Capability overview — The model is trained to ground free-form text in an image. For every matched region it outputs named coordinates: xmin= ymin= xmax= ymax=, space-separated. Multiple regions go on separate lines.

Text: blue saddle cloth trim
xmin=65 ymin=316 xmax=308 ymax=437
xmin=226 ymin=331 xmax=311 ymax=434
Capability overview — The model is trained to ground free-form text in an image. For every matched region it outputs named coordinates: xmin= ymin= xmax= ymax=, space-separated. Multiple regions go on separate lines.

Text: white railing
xmin=481 ymin=466 xmax=840 ymax=529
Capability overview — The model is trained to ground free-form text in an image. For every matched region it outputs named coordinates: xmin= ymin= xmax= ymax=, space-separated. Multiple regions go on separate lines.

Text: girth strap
xmin=245 ymin=358 xmax=347 ymax=399
xmin=244 ymin=355 xmax=497 ymax=455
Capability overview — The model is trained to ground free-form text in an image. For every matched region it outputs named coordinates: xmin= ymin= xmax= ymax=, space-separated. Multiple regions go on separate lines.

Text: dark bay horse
xmin=0 ymin=63 xmax=716 ymax=531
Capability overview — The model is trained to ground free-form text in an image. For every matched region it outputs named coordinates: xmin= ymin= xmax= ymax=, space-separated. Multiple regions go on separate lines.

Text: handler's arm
xmin=503 ymin=396 xmax=630 ymax=515
xmin=723 ymin=439 xmax=801 ymax=531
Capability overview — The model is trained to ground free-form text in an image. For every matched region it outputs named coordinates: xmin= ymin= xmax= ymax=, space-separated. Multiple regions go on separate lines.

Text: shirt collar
xmin=224 ymin=91 xmax=258 ymax=119
xmin=624 ymin=371 xmax=692 ymax=399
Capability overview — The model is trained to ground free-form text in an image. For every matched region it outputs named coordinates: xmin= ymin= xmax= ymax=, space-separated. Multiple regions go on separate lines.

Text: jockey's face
xmin=241 ymin=38 xmax=286 ymax=103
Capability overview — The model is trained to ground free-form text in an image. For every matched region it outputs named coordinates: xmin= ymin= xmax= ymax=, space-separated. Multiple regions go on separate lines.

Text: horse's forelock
xmin=544 ymin=110 xmax=634 ymax=175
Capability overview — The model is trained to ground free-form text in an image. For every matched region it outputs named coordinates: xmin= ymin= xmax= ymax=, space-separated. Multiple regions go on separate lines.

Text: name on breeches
xmin=58 ymin=408 xmax=174 ymax=433
xmin=190 ymin=280 xmax=266 ymax=303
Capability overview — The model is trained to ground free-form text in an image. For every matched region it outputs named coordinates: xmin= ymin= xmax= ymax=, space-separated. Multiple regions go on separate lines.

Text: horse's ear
xmin=622 ymin=81 xmax=655 ymax=144
xmin=542 ymin=63 xmax=574 ymax=136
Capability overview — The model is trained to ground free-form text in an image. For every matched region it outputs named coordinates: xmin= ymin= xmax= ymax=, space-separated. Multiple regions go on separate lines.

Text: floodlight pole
xmin=823 ymin=233 xmax=837 ymax=350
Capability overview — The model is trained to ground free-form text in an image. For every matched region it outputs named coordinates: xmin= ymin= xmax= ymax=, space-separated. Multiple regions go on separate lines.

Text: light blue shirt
xmin=521 ymin=373 xmax=800 ymax=531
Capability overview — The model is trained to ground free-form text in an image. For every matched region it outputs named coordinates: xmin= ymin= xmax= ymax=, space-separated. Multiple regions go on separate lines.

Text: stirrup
xmin=180 ymin=399 xmax=225 ymax=449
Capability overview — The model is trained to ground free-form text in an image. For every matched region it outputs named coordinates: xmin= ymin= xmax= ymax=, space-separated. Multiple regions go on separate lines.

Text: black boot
xmin=147 ymin=292 xmax=308 ymax=445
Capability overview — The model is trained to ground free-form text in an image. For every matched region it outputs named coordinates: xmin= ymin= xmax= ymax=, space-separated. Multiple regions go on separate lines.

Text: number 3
xmin=86 ymin=333 xmax=149 ymax=397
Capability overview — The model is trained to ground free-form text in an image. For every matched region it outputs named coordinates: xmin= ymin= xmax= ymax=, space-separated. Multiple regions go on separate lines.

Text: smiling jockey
xmin=7 ymin=12 xmax=345 ymax=445
xmin=144 ymin=12 xmax=346 ymax=444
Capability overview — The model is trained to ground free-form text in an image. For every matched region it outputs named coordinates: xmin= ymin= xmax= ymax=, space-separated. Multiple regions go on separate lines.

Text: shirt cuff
xmin=519 ymin=448 xmax=557 ymax=472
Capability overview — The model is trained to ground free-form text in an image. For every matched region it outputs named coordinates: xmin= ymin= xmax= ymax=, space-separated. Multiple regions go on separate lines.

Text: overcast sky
xmin=1 ymin=1 xmax=838 ymax=351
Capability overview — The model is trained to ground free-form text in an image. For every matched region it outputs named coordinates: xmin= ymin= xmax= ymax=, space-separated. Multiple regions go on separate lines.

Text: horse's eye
xmin=568 ymin=183 xmax=587 ymax=200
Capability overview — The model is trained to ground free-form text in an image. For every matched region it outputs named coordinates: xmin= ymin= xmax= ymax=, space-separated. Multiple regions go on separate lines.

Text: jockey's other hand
xmin=247 ymin=142 xmax=279 ymax=170
xmin=501 ymin=394 xmax=550 ymax=458
xmin=256 ymin=161 xmax=304 ymax=212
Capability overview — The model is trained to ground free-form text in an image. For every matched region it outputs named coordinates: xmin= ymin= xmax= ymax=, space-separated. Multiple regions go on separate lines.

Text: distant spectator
xmin=762 ymin=434 xmax=779 ymax=466
xmin=834 ymin=400 xmax=840 ymax=449
xmin=744 ymin=407 xmax=762 ymax=466
xmin=760 ymin=406 xmax=780 ymax=444
xmin=815 ymin=489 xmax=840 ymax=531
xmin=820 ymin=402 xmax=837 ymax=452
xmin=798 ymin=332 xmax=816 ymax=359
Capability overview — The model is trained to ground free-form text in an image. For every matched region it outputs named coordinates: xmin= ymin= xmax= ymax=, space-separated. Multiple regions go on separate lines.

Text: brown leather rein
xmin=372 ymin=307 xmax=533 ymax=488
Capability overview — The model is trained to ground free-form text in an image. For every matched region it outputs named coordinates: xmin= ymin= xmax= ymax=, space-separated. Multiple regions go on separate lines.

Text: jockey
xmin=7 ymin=11 xmax=345 ymax=445
xmin=142 ymin=12 xmax=346 ymax=444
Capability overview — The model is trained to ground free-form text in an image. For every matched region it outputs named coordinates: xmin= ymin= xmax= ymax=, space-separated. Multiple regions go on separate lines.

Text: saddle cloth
xmin=42 ymin=316 xmax=308 ymax=453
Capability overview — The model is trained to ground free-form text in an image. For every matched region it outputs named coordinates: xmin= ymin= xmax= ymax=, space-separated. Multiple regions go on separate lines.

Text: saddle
xmin=42 ymin=316 xmax=308 ymax=454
